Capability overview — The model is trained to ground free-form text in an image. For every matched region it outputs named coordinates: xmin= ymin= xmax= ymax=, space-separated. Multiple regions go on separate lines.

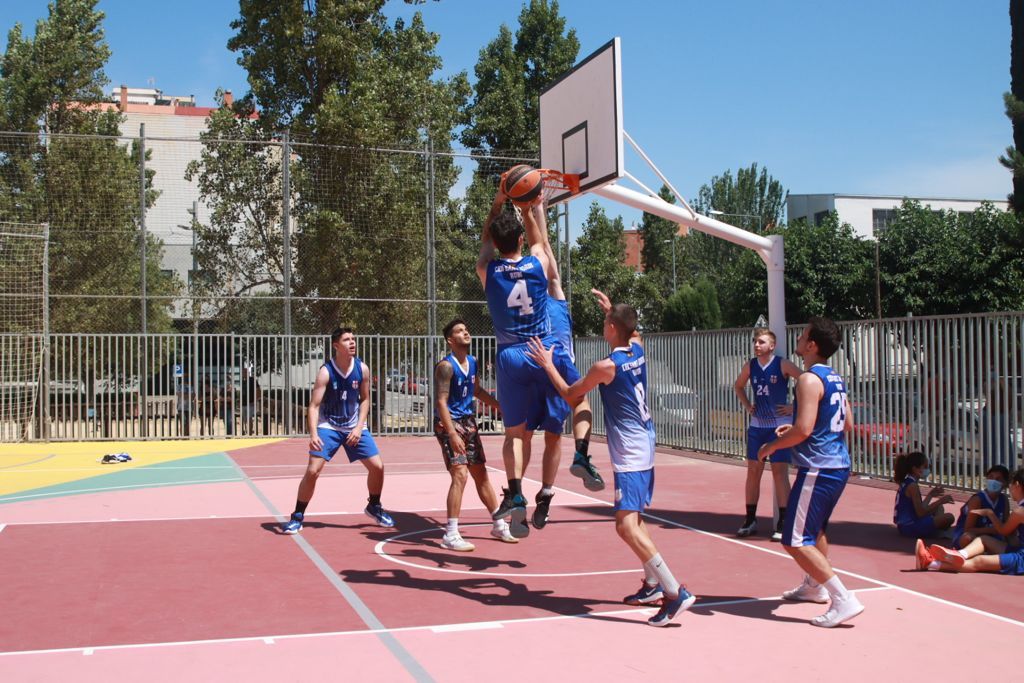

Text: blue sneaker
xmin=647 ymin=588 xmax=696 ymax=627
xmin=623 ymin=581 xmax=664 ymax=605
xmin=364 ymin=503 xmax=395 ymax=528
xmin=570 ymin=452 xmax=605 ymax=491
xmin=281 ymin=512 xmax=303 ymax=534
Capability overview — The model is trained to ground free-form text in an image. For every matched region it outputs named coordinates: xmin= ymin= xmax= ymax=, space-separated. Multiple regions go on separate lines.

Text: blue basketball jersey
xmin=485 ymin=256 xmax=551 ymax=347
xmin=319 ymin=357 xmax=364 ymax=431
xmin=599 ymin=342 xmax=656 ymax=473
xmin=893 ymin=475 xmax=921 ymax=526
xmin=792 ymin=364 xmax=850 ymax=469
xmin=951 ymin=490 xmax=1008 ymax=536
xmin=749 ymin=356 xmax=791 ymax=429
xmin=436 ymin=353 xmax=476 ymax=420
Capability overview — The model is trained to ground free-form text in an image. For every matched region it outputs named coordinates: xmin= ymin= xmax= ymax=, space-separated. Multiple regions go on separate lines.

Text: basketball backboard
xmin=539 ymin=37 xmax=624 ymax=204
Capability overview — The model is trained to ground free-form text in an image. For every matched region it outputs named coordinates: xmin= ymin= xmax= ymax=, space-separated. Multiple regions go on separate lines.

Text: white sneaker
xmin=490 ymin=525 xmax=519 ymax=544
xmin=811 ymin=594 xmax=865 ymax=628
xmin=781 ymin=577 xmax=829 ymax=604
xmin=441 ymin=533 xmax=475 ymax=552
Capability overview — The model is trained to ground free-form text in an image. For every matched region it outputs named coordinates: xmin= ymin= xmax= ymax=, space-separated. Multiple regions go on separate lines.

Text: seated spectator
xmin=893 ymin=451 xmax=954 ymax=538
xmin=949 ymin=465 xmax=1010 ymax=549
xmin=919 ymin=468 xmax=1024 ymax=574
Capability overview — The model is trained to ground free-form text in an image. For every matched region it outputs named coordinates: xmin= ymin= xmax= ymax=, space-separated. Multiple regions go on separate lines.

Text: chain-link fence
xmin=0 ymin=130 xmax=548 ymax=337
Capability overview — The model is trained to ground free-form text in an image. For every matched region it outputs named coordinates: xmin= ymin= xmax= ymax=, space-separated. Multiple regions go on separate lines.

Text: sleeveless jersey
xmin=749 ymin=356 xmax=792 ymax=429
xmin=792 ymin=364 xmax=850 ymax=469
xmin=893 ymin=475 xmax=921 ymax=526
xmin=548 ymin=298 xmax=574 ymax=360
xmin=436 ymin=353 xmax=476 ymax=420
xmin=319 ymin=357 xmax=364 ymax=431
xmin=599 ymin=342 xmax=656 ymax=473
xmin=951 ymin=490 xmax=1008 ymax=536
xmin=485 ymin=256 xmax=551 ymax=347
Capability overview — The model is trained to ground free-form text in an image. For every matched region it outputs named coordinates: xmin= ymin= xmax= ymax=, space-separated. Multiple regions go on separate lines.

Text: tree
xmin=662 ymin=279 xmax=721 ymax=331
xmin=639 ymin=185 xmax=679 ymax=295
xmin=0 ymin=0 xmax=178 ymax=333
xmin=1000 ymin=0 xmax=1024 ymax=213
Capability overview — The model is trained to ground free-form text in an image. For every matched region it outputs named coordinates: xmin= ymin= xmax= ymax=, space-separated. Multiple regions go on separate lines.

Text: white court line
xmin=0 ymin=478 xmax=242 ymax=503
xmin=0 ymin=524 xmax=5 ymax=534
xmin=506 ymin=466 xmax=1024 ymax=629
xmin=1 ymin=463 xmax=445 ymax=474
xmin=0 ymin=588 xmax=892 ymax=658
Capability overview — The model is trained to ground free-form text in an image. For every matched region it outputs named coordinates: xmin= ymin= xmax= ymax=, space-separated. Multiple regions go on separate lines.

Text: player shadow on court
xmin=339 ymin=568 xmax=637 ymax=623
xmin=687 ymin=595 xmax=813 ymax=625
xmin=260 ymin=510 xmax=437 ymax=536
xmin=398 ymin=547 xmax=528 ymax=571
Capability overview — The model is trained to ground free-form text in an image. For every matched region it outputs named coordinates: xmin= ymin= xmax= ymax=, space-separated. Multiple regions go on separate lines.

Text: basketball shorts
xmin=782 ymin=467 xmax=850 ymax=547
xmin=998 ymin=547 xmax=1024 ymax=575
xmin=433 ymin=415 xmax=485 ymax=468
xmin=496 ymin=342 xmax=577 ymax=433
xmin=896 ymin=514 xmax=938 ymax=539
xmin=613 ymin=468 xmax=655 ymax=512
xmin=310 ymin=426 xmax=379 ymax=462
xmin=746 ymin=426 xmax=792 ymax=464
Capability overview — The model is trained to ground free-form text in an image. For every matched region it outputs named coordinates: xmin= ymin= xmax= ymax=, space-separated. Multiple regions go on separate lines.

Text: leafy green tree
xmin=639 ymin=186 xmax=679 ymax=294
xmin=1001 ymin=0 xmax=1024 ymax=213
xmin=663 ymin=279 xmax=721 ymax=331
xmin=0 ymin=0 xmax=177 ymax=333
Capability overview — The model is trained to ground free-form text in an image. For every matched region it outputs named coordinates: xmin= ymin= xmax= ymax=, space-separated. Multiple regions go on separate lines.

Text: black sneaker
xmin=491 ymin=490 xmax=529 ymax=538
xmin=736 ymin=519 xmax=757 ymax=537
xmin=532 ymin=491 xmax=555 ymax=529
xmin=570 ymin=452 xmax=605 ymax=491
xmin=491 ymin=488 xmax=516 ymax=521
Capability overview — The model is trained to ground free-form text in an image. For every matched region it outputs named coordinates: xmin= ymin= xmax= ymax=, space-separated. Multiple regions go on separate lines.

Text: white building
xmin=786 ymin=193 xmax=1009 ymax=239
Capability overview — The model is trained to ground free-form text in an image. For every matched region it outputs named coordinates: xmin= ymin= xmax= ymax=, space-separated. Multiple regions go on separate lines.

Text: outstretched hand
xmin=591 ymin=288 xmax=612 ymax=313
xmin=526 ymin=336 xmax=554 ymax=369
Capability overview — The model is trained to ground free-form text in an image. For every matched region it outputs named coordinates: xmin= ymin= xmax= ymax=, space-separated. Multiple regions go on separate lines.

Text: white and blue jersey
xmin=791 ymin=364 xmax=850 ymax=470
xmin=319 ymin=357 xmax=364 ymax=431
xmin=548 ymin=298 xmax=575 ymax=362
xmin=485 ymin=256 xmax=551 ymax=348
xmin=436 ymin=354 xmax=476 ymax=420
xmin=951 ymin=490 xmax=1008 ymax=541
xmin=749 ymin=356 xmax=792 ymax=429
xmin=599 ymin=342 xmax=656 ymax=473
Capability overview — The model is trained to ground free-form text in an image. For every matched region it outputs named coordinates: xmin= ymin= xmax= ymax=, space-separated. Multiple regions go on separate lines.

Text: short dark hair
xmin=806 ymin=316 xmax=841 ymax=359
xmin=986 ymin=464 xmax=1011 ymax=481
xmin=1012 ymin=468 xmax=1024 ymax=490
xmin=443 ymin=318 xmax=467 ymax=340
xmin=608 ymin=303 xmax=638 ymax=336
xmin=490 ymin=210 xmax=524 ymax=254
xmin=330 ymin=327 xmax=354 ymax=343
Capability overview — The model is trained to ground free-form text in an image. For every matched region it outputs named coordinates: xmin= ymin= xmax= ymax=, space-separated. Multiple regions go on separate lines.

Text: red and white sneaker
xmin=915 ymin=539 xmax=934 ymax=570
xmin=929 ymin=544 xmax=965 ymax=569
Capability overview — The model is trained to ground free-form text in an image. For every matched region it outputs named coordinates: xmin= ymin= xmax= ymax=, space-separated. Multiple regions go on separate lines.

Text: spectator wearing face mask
xmin=948 ymin=465 xmax=1011 ymax=550
xmin=893 ymin=451 xmax=955 ymax=538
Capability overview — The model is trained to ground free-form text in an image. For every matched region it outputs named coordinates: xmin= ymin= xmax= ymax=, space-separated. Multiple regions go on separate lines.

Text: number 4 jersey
xmin=485 ymin=255 xmax=551 ymax=347
xmin=792 ymin=363 xmax=850 ymax=470
xmin=599 ymin=342 xmax=656 ymax=473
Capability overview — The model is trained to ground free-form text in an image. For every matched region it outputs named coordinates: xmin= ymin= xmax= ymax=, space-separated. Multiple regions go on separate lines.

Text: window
xmin=872 ymin=209 xmax=896 ymax=234
xmin=813 ymin=210 xmax=830 ymax=226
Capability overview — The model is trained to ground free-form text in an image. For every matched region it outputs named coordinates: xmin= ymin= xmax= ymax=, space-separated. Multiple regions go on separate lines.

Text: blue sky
xmin=1 ymin=0 xmax=1012 ymax=232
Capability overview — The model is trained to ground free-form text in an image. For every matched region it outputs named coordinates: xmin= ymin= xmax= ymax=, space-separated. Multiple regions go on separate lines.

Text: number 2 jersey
xmin=485 ymin=255 xmax=551 ymax=347
xmin=599 ymin=342 xmax=656 ymax=473
xmin=792 ymin=363 xmax=850 ymax=470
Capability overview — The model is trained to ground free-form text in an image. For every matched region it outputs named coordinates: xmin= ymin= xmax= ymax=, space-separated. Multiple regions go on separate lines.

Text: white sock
xmin=643 ymin=563 xmax=659 ymax=586
xmin=644 ymin=553 xmax=681 ymax=598
xmin=492 ymin=516 xmax=508 ymax=531
xmin=956 ymin=549 xmax=968 ymax=559
xmin=927 ymin=560 xmax=942 ymax=571
xmin=823 ymin=576 xmax=851 ymax=602
xmin=805 ymin=574 xmax=820 ymax=588
xmin=446 ymin=518 xmax=458 ymax=536
xmin=540 ymin=486 xmax=554 ymax=496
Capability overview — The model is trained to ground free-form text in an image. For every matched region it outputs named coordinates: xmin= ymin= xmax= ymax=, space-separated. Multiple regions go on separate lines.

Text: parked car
xmin=847 ymin=402 xmax=911 ymax=461
xmin=651 ymin=384 xmax=698 ymax=435
xmin=402 ymin=377 xmax=428 ymax=395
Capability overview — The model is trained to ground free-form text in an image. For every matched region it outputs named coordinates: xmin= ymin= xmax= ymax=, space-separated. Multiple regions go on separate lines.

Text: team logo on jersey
xmin=351 ymin=380 xmax=359 ymax=389
xmin=332 ymin=382 xmax=338 ymax=390
xmin=770 ymin=376 xmax=777 ymax=384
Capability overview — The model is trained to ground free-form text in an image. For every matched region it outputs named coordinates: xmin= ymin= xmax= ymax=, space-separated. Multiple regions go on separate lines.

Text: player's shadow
xmin=340 ymin=568 xmax=636 ymax=623
xmin=397 ymin=547 xmax=528 ymax=571
xmin=260 ymin=510 xmax=438 ymax=536
xmin=688 ymin=594 xmax=811 ymax=624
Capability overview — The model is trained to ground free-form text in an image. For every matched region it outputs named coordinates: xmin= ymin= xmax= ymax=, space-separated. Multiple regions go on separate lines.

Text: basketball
xmin=501 ymin=164 xmax=543 ymax=205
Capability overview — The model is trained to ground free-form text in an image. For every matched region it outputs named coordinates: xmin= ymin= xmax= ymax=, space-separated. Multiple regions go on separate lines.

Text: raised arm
xmin=476 ymin=189 xmax=507 ymax=287
xmin=519 ymin=197 xmax=551 ymax=276
xmin=592 ymin=288 xmax=642 ymax=345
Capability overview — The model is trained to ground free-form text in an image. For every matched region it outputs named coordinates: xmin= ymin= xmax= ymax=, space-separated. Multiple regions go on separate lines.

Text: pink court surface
xmin=1 ymin=436 xmax=1022 ymax=681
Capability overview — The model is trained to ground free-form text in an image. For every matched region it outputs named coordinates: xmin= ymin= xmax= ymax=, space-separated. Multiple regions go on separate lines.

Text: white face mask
xmin=985 ymin=479 xmax=1004 ymax=495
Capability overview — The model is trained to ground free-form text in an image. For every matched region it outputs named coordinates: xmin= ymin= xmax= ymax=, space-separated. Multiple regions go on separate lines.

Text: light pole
xmin=663 ymin=237 xmax=677 ymax=293
xmin=709 ymin=208 xmax=763 ymax=233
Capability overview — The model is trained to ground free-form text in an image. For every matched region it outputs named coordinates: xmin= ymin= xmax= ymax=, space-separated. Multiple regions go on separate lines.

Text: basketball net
xmin=509 ymin=169 xmax=580 ymax=224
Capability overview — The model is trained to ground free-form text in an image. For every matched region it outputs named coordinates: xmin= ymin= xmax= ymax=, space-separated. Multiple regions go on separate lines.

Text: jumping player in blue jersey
xmin=519 ymin=198 xmax=604 ymax=532
xmin=758 ymin=317 xmax=864 ymax=628
xmin=528 ymin=290 xmax=696 ymax=627
xmin=925 ymin=468 xmax=1024 ymax=575
xmin=733 ymin=327 xmax=801 ymax=540
xmin=476 ymin=187 xmax=578 ymax=538
xmin=433 ymin=318 xmax=517 ymax=550
xmin=281 ymin=328 xmax=393 ymax=534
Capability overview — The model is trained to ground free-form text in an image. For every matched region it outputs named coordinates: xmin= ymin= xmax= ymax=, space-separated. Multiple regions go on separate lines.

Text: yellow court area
xmin=0 ymin=438 xmax=286 ymax=497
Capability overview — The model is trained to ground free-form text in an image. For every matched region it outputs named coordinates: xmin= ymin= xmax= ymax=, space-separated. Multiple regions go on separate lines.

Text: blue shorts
xmin=998 ymin=547 xmax=1024 ymax=575
xmin=782 ymin=467 xmax=849 ymax=547
xmin=613 ymin=468 xmax=655 ymax=512
xmin=310 ymin=426 xmax=379 ymax=462
xmin=496 ymin=342 xmax=578 ymax=433
xmin=897 ymin=515 xmax=937 ymax=539
xmin=746 ymin=426 xmax=792 ymax=464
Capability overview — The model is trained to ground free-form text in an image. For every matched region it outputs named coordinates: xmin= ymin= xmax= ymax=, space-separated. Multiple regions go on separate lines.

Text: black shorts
xmin=434 ymin=415 xmax=485 ymax=468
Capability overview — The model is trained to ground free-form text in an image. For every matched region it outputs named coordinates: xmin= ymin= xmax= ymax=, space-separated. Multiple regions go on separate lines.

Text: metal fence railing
xmin=3 ymin=312 xmax=1021 ymax=491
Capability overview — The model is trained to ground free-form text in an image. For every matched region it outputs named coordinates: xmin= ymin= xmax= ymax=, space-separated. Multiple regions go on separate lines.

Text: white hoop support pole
xmin=592 ymin=182 xmax=788 ymax=353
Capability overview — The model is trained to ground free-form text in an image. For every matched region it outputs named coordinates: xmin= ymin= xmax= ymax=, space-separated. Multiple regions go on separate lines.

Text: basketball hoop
xmin=537 ymin=168 xmax=580 ymax=203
